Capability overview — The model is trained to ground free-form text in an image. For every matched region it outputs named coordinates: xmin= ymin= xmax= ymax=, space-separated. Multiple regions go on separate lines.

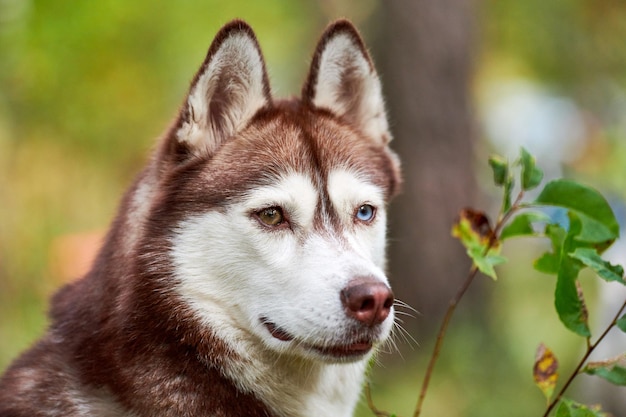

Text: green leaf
xmin=500 ymin=211 xmax=550 ymax=240
xmin=534 ymin=180 xmax=619 ymax=245
xmin=617 ymin=314 xmax=626 ymax=333
xmin=555 ymin=399 xmax=608 ymax=417
xmin=569 ymin=248 xmax=625 ymax=285
xmin=503 ymin=177 xmax=514 ymax=214
xmin=473 ymin=251 xmax=507 ymax=280
xmin=584 ymin=355 xmax=626 ymax=386
xmin=555 ymin=254 xmax=591 ymax=337
xmin=534 ymin=224 xmax=567 ymax=275
xmin=488 ymin=155 xmax=509 ymax=186
xmin=553 ymin=215 xmax=591 ymax=337
xmin=555 ymin=402 xmax=572 ymax=417
xmin=546 ymin=223 xmax=568 ymax=247
xmin=519 ymin=147 xmax=544 ymax=190
xmin=587 ymin=366 xmax=626 ymax=385
xmin=574 ymin=212 xmax=619 ymax=246
xmin=535 ymin=252 xmax=560 ymax=274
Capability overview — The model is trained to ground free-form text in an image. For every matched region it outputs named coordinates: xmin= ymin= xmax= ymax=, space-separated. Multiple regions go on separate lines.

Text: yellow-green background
xmin=1 ymin=1 xmax=626 ymax=416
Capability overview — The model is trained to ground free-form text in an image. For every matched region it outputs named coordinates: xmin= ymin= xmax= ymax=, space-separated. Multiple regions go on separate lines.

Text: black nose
xmin=340 ymin=277 xmax=394 ymax=326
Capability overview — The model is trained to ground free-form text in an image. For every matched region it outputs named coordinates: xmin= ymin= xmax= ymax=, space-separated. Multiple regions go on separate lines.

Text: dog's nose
xmin=340 ymin=277 xmax=394 ymax=326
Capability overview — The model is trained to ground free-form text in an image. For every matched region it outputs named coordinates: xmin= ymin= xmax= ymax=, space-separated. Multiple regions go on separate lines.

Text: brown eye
xmin=257 ymin=207 xmax=284 ymax=227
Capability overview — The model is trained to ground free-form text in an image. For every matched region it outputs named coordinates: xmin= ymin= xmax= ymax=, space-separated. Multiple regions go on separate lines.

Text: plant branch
xmin=412 ymin=192 xmax=525 ymax=417
xmin=365 ymin=382 xmax=394 ymax=417
xmin=494 ymin=191 xmax=525 ymax=238
xmin=411 ymin=264 xmax=479 ymax=417
xmin=542 ymin=299 xmax=626 ymax=417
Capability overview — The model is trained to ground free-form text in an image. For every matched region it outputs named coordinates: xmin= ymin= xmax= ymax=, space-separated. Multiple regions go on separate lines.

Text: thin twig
xmin=412 ymin=265 xmax=479 ymax=417
xmin=412 ymin=192 xmax=525 ymax=417
xmin=542 ymin=299 xmax=626 ymax=417
xmin=365 ymin=382 xmax=394 ymax=417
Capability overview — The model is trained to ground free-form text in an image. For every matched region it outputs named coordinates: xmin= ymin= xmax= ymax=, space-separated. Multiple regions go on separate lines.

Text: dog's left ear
xmin=303 ymin=20 xmax=391 ymax=145
xmin=173 ymin=20 xmax=272 ymax=159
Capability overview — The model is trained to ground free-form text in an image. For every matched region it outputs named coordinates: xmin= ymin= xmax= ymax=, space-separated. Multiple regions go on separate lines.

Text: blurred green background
xmin=1 ymin=1 xmax=626 ymax=416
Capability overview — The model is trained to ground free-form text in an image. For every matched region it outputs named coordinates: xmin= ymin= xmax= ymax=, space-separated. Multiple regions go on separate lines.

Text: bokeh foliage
xmin=484 ymin=0 xmax=626 ymax=89
xmin=1 ymin=1 xmax=626 ymax=416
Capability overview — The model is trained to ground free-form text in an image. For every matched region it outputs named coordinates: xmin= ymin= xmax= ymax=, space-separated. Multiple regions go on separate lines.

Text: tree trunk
xmin=376 ymin=0 xmax=479 ymax=333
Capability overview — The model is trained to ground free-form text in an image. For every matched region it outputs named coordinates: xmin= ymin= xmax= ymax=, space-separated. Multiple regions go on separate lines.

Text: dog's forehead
xmin=221 ymin=107 xmax=396 ymax=193
xmin=177 ymin=105 xmax=399 ymax=214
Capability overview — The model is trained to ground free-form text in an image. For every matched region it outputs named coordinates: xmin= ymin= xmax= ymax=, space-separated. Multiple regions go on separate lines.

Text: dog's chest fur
xmin=0 ymin=19 xmax=401 ymax=417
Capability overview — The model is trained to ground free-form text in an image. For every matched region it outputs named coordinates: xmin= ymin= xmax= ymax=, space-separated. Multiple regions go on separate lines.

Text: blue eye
xmin=356 ymin=204 xmax=376 ymax=222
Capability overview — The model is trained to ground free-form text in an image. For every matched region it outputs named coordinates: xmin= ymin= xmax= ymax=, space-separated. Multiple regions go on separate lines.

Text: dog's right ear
xmin=172 ymin=20 xmax=272 ymax=160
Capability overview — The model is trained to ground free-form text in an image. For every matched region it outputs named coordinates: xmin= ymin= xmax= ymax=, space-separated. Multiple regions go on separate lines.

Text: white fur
xmin=176 ymin=32 xmax=269 ymax=154
xmin=312 ymin=33 xmax=390 ymax=143
xmin=171 ymin=170 xmax=393 ymax=417
xmin=72 ymin=388 xmax=137 ymax=417
xmin=327 ymin=168 xmax=388 ymax=268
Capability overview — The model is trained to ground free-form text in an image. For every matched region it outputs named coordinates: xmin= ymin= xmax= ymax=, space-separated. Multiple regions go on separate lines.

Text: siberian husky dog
xmin=0 ymin=19 xmax=401 ymax=417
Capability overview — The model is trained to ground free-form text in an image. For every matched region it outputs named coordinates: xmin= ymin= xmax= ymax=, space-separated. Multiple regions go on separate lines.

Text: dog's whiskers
xmin=393 ymin=321 xmax=419 ymax=349
xmin=393 ymin=299 xmax=420 ymax=317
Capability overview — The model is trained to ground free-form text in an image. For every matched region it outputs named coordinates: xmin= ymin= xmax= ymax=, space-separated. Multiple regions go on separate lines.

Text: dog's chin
xmin=261 ymin=319 xmax=379 ymax=363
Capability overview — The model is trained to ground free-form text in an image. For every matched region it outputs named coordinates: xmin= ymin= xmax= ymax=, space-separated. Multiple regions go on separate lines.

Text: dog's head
xmin=142 ymin=20 xmax=401 ymax=364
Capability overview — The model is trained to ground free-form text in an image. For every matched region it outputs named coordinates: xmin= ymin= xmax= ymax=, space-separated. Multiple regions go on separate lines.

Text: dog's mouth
xmin=261 ymin=318 xmax=374 ymax=358
xmin=263 ymin=320 xmax=294 ymax=342
xmin=310 ymin=340 xmax=373 ymax=358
